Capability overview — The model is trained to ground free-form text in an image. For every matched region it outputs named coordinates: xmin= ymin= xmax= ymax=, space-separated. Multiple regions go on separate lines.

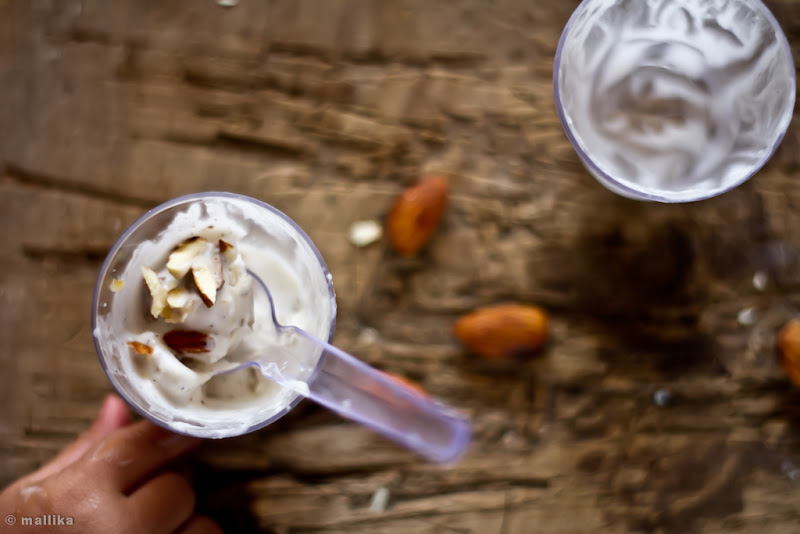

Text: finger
xmin=84 ymin=420 xmax=202 ymax=492
xmin=28 ymin=395 xmax=131 ymax=483
xmin=176 ymin=516 xmax=224 ymax=534
xmin=127 ymin=472 xmax=196 ymax=534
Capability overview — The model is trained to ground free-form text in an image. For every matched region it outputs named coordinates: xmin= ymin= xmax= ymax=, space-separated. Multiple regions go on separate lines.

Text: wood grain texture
xmin=2 ymin=1 xmax=800 ymax=532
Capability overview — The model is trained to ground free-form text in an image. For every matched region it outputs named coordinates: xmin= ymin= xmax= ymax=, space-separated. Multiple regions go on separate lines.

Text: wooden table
xmin=3 ymin=1 xmax=800 ymax=532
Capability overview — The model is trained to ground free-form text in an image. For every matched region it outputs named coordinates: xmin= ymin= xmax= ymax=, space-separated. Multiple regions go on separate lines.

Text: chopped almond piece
xmin=192 ymin=263 xmax=217 ymax=307
xmin=127 ymin=341 xmax=153 ymax=355
xmin=167 ymin=237 xmax=209 ymax=279
xmin=167 ymin=287 xmax=192 ymax=308
xmin=110 ymin=279 xmax=125 ymax=292
xmin=141 ymin=265 xmax=168 ymax=318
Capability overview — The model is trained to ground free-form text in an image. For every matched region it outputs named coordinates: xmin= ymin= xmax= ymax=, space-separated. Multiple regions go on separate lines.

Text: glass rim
xmin=91 ymin=191 xmax=337 ymax=437
xmin=552 ymin=0 xmax=797 ymax=203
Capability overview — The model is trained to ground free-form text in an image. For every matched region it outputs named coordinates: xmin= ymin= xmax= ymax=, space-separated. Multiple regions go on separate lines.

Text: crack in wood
xmin=181 ymin=68 xmax=269 ymax=93
xmin=216 ymin=131 xmax=310 ymax=157
xmin=262 ymin=462 xmax=412 ymax=481
xmin=5 ymin=165 xmax=155 ymax=209
xmin=498 ymin=491 xmax=511 ymax=534
xmin=391 ymin=478 xmax=550 ymax=501
xmin=268 ymin=41 xmax=487 ymax=69
xmin=61 ymin=26 xmax=113 ymax=45
xmin=151 ymin=131 xmax=310 ymax=159
xmin=178 ymin=49 xmax=488 ymax=99
xmin=21 ymin=245 xmax=108 ymax=264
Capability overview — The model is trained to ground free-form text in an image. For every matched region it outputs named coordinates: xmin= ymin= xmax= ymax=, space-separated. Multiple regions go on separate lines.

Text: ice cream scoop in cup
xmin=92 ymin=192 xmax=471 ymax=463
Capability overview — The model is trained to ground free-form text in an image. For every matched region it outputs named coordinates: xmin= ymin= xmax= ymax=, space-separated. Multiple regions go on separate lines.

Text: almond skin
xmin=387 ymin=176 xmax=448 ymax=256
xmin=219 ymin=240 xmax=233 ymax=254
xmin=164 ymin=330 xmax=215 ymax=354
xmin=127 ymin=341 xmax=153 ymax=355
xmin=454 ymin=304 xmax=548 ymax=360
xmin=777 ymin=319 xmax=800 ymax=387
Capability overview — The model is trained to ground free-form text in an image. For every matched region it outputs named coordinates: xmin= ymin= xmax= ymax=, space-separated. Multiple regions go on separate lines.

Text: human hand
xmin=0 ymin=395 xmax=221 ymax=533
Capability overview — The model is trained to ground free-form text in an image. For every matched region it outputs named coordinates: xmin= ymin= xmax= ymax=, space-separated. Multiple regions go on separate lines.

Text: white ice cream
xmin=94 ymin=197 xmax=335 ymax=437
xmin=557 ymin=0 xmax=795 ymax=201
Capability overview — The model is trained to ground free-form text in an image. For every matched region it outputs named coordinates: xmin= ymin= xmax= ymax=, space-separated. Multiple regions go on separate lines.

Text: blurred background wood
xmin=2 ymin=1 xmax=800 ymax=532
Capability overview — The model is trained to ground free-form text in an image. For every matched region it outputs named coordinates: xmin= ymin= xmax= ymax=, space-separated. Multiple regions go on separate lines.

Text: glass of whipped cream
xmin=554 ymin=0 xmax=795 ymax=203
xmin=92 ymin=193 xmax=336 ymax=438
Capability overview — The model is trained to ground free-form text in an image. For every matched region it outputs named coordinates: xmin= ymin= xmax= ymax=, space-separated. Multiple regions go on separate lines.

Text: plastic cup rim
xmin=552 ymin=0 xmax=797 ymax=203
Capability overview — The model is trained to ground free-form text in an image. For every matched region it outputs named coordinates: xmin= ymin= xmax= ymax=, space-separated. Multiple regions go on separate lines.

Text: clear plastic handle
xmin=241 ymin=270 xmax=472 ymax=463
xmin=292 ymin=329 xmax=472 ymax=463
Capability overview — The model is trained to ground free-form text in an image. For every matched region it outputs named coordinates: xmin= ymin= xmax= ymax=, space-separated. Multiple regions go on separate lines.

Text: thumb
xmin=27 ymin=395 xmax=131 ymax=483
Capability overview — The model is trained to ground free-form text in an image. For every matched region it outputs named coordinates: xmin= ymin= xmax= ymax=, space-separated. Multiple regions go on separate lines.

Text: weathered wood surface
xmin=3 ymin=1 xmax=800 ymax=532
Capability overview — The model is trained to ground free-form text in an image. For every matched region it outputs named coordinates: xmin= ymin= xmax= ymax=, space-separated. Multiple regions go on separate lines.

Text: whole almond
xmin=454 ymin=304 xmax=548 ymax=360
xmin=164 ymin=330 xmax=215 ymax=354
xmin=777 ymin=319 xmax=800 ymax=387
xmin=387 ymin=176 xmax=448 ymax=256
